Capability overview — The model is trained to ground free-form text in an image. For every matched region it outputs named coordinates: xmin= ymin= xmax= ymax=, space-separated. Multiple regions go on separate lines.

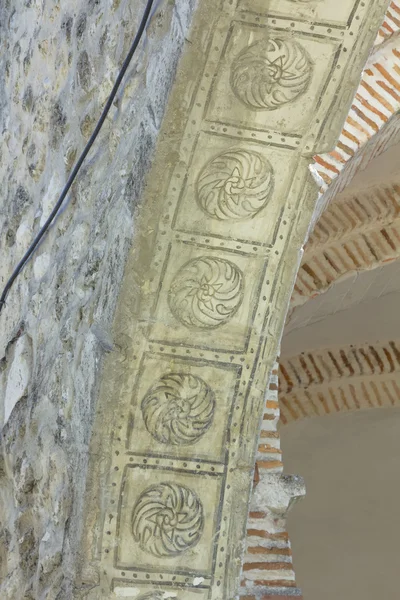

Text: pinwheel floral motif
xmin=230 ymin=38 xmax=312 ymax=110
xmin=168 ymin=257 xmax=244 ymax=329
xmin=197 ymin=149 xmax=274 ymax=220
xmin=141 ymin=373 xmax=215 ymax=445
xmin=132 ymin=483 xmax=204 ymax=557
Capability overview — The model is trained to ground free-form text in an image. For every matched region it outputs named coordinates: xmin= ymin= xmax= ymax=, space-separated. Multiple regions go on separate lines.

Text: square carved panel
xmin=128 ymin=353 xmax=241 ymax=463
xmin=172 ymin=132 xmax=298 ymax=245
xmin=205 ymin=23 xmax=341 ymax=136
xmin=239 ymin=0 xmax=360 ymax=26
xmin=115 ymin=464 xmax=223 ymax=575
xmin=149 ymin=240 xmax=267 ymax=353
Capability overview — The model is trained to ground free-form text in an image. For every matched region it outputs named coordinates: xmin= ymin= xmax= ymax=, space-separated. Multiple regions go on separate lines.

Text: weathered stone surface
xmin=0 ymin=0 xmax=196 ymax=597
xmin=0 ymin=0 xmax=392 ymax=598
xmin=78 ymin=1 xmax=390 ymax=599
xmin=250 ymin=475 xmax=306 ymax=517
xmin=1 ymin=333 xmax=32 ymax=424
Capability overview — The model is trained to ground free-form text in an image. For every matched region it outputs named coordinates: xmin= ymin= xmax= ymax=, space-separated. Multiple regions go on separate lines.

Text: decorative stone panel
xmin=127 ymin=353 xmax=240 ymax=462
xmin=239 ymin=0 xmax=366 ymax=26
xmin=81 ymin=0 xmax=391 ymax=598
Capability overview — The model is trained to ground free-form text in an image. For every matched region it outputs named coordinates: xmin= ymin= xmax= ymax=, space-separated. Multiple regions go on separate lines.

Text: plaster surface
xmin=284 ymin=136 xmax=400 ymax=356
xmin=281 ymin=407 xmax=400 ymax=600
xmin=345 ymin=142 xmax=400 ymax=195
xmin=282 ymin=260 xmax=400 ymax=356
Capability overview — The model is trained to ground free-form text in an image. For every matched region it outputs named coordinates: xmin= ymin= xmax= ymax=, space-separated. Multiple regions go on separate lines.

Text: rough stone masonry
xmin=0 ymin=0 xmax=391 ymax=599
xmin=0 ymin=1 xmax=196 ymax=598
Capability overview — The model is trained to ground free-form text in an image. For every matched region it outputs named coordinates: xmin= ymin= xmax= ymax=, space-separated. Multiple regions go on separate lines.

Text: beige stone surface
xmin=2 ymin=334 xmax=32 ymax=425
xmin=80 ymin=1 xmax=391 ymax=598
xmin=0 ymin=1 xmax=197 ymax=597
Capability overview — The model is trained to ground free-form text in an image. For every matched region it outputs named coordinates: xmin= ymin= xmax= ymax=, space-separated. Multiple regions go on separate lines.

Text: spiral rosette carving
xmin=168 ymin=257 xmax=244 ymax=329
xmin=132 ymin=483 xmax=204 ymax=557
xmin=141 ymin=374 xmax=215 ymax=445
xmin=230 ymin=38 xmax=312 ymax=110
xmin=196 ymin=150 xmax=274 ymax=221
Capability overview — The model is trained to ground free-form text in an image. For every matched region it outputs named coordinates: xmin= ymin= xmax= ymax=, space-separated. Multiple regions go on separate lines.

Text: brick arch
xmin=279 ymin=340 xmax=400 ymax=425
xmin=292 ymin=109 xmax=400 ymax=309
xmin=314 ymin=42 xmax=400 ymax=191
xmin=292 ymin=180 xmax=400 ymax=308
xmin=290 ymin=34 xmax=400 ymax=310
xmin=241 ymin=341 xmax=400 ymax=599
xmin=376 ymin=1 xmax=400 ymax=44
xmin=240 ymin=5 xmax=400 ymax=597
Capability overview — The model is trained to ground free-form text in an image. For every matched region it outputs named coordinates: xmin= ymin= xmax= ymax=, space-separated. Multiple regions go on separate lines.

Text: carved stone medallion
xmin=196 ymin=149 xmax=274 ymax=220
xmin=168 ymin=257 xmax=244 ymax=329
xmin=141 ymin=373 xmax=215 ymax=445
xmin=132 ymin=483 xmax=204 ymax=557
xmin=230 ymin=38 xmax=312 ymax=110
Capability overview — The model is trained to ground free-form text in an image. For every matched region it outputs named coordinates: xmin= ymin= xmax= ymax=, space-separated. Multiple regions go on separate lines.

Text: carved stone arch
xmin=79 ymin=1 xmax=392 ymax=599
xmin=0 ymin=0 xmax=398 ymax=597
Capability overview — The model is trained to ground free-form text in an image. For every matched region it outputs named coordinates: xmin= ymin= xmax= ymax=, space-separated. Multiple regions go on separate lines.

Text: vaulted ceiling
xmin=283 ymin=13 xmax=400 ymax=361
xmin=275 ymin=10 xmax=400 ymax=598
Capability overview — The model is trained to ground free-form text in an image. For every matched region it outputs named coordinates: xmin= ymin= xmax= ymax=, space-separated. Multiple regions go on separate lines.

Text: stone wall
xmin=0 ymin=1 xmax=196 ymax=597
xmin=0 ymin=0 xmax=392 ymax=598
xmin=77 ymin=0 xmax=390 ymax=598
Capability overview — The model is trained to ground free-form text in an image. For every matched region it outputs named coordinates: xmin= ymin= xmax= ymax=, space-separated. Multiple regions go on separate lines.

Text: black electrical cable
xmin=0 ymin=0 xmax=155 ymax=314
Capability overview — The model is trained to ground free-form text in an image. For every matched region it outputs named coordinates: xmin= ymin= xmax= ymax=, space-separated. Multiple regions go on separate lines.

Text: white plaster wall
xmin=284 ymin=139 xmax=400 ymax=357
xmin=340 ymin=141 xmax=400 ymax=197
xmin=281 ymin=407 xmax=400 ymax=600
xmin=282 ymin=259 xmax=400 ymax=356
